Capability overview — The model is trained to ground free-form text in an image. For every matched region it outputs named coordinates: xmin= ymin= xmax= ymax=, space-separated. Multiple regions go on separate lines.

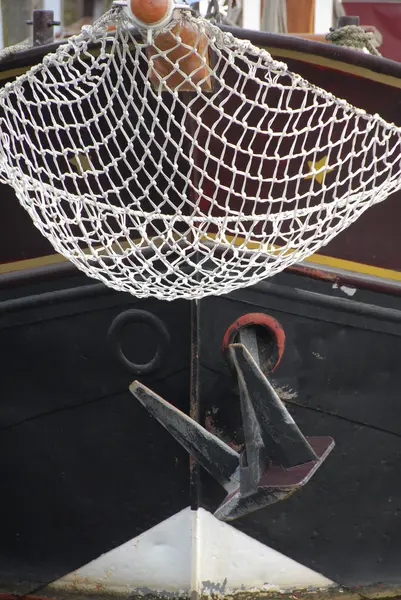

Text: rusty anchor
xmin=129 ymin=318 xmax=334 ymax=521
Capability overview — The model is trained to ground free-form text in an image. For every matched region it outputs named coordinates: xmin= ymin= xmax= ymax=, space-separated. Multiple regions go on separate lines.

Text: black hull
xmin=1 ymin=263 xmax=401 ymax=598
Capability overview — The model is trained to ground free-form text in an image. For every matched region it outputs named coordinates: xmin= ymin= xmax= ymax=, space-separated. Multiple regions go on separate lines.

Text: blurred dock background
xmin=0 ymin=0 xmax=342 ymax=51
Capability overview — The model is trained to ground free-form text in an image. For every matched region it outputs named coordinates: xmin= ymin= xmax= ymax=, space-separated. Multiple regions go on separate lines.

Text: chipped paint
xmin=5 ymin=585 xmax=401 ymax=600
xmin=37 ymin=582 xmax=357 ymax=600
xmin=199 ymin=589 xmax=356 ymax=600
xmin=204 ymin=412 xmax=242 ymax=452
xmin=332 ymin=283 xmax=357 ymax=297
xmin=272 ymin=384 xmax=298 ymax=401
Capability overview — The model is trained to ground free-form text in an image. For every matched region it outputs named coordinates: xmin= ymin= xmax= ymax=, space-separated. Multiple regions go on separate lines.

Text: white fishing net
xmin=0 ymin=4 xmax=400 ymax=300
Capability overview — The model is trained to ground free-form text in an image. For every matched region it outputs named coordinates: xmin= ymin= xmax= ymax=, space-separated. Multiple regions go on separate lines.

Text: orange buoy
xmin=130 ymin=0 xmax=171 ymax=25
xmin=148 ymin=23 xmax=213 ymax=92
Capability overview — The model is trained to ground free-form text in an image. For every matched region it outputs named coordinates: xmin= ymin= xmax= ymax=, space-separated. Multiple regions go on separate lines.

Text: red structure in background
xmin=344 ymin=1 xmax=401 ymax=62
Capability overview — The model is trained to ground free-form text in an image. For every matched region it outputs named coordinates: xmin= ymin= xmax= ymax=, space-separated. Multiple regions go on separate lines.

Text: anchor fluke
xmin=130 ymin=381 xmax=240 ymax=491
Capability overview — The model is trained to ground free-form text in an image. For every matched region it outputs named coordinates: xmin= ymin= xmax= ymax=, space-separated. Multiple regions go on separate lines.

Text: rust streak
xmin=288 ymin=264 xmax=340 ymax=283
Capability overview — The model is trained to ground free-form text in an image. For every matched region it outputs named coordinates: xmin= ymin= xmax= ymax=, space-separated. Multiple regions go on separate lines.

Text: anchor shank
xmin=230 ymin=339 xmax=318 ymax=469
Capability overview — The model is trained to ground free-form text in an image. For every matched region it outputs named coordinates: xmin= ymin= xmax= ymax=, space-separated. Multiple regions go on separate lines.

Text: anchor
xmin=129 ymin=318 xmax=334 ymax=521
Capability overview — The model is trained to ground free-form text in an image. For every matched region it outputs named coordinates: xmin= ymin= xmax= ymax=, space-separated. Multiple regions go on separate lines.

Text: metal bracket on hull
xmin=129 ymin=320 xmax=334 ymax=521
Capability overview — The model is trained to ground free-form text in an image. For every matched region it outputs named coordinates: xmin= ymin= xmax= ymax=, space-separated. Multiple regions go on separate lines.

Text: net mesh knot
xmin=0 ymin=6 xmax=400 ymax=300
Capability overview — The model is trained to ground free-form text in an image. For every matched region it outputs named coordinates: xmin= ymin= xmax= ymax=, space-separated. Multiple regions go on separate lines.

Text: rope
xmin=326 ymin=25 xmax=381 ymax=56
xmin=0 ymin=40 xmax=31 ymax=62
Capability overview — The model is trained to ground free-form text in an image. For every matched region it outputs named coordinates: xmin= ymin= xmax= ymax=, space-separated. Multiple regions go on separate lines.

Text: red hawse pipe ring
xmin=222 ymin=313 xmax=286 ymax=374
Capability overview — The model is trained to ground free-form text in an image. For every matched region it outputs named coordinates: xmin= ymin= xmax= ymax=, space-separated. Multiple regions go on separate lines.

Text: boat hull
xmin=1 ymin=29 xmax=401 ymax=599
